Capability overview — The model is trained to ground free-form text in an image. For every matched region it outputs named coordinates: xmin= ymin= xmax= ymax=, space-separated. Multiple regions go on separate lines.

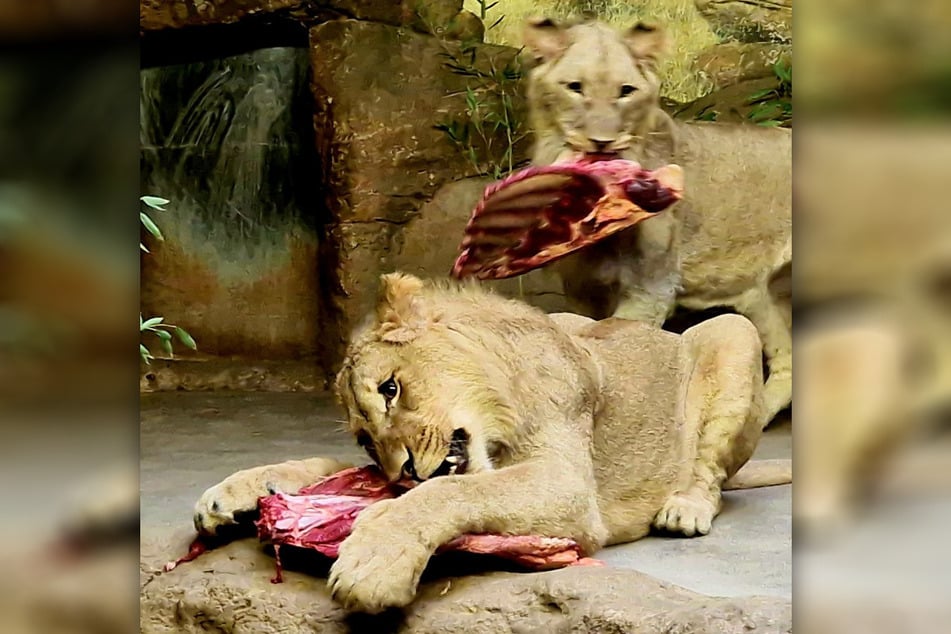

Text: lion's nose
xmin=589 ymin=138 xmax=612 ymax=152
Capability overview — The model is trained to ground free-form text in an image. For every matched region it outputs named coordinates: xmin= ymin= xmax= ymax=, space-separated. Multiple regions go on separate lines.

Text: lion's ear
xmin=523 ymin=17 xmax=569 ymax=63
xmin=376 ymin=272 xmax=428 ymax=343
xmin=624 ymin=22 xmax=669 ymax=68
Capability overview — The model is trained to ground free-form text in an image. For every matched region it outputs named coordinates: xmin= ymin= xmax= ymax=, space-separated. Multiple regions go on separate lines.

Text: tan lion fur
xmin=195 ymin=273 xmax=790 ymax=613
xmin=522 ymin=18 xmax=792 ymax=423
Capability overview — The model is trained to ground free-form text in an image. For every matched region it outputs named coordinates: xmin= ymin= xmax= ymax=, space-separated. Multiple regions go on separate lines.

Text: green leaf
xmin=773 ymin=61 xmax=792 ymax=84
xmin=141 ymin=196 xmax=169 ymax=210
xmin=465 ymin=87 xmax=478 ymax=112
xmin=758 ymin=119 xmax=785 ymax=127
xmin=142 ymin=316 xmax=164 ymax=329
xmin=747 ymin=102 xmax=781 ymax=122
xmin=155 ymin=329 xmax=172 ymax=341
xmin=140 ymin=242 xmax=150 ymax=253
xmin=140 ymin=212 xmax=164 ymax=242
xmin=160 ymin=336 xmax=174 ymax=357
xmin=174 ymin=327 xmax=197 ymax=350
xmin=748 ymin=88 xmax=777 ymax=102
xmin=140 ymin=344 xmax=152 ymax=364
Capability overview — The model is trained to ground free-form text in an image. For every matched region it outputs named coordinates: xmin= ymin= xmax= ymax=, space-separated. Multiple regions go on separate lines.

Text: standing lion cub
xmin=194 ymin=273 xmax=790 ymax=613
xmin=523 ymin=18 xmax=792 ymax=423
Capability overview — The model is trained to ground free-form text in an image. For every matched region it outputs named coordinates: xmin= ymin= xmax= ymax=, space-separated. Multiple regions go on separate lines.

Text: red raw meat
xmin=163 ymin=537 xmax=209 ymax=572
xmin=255 ymin=466 xmax=602 ymax=582
xmin=451 ymin=158 xmax=684 ymax=280
xmin=166 ymin=466 xmax=602 ymax=579
xmin=254 ymin=467 xmax=404 ymax=560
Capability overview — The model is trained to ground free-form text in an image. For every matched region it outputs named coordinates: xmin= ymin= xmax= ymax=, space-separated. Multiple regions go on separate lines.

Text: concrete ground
xmin=141 ymin=392 xmax=791 ymax=599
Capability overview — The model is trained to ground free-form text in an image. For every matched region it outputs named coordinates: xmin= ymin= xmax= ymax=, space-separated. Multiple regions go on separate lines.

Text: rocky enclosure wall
xmin=140 ymin=1 xmax=552 ymax=385
xmin=139 ymin=0 xmax=791 ymax=387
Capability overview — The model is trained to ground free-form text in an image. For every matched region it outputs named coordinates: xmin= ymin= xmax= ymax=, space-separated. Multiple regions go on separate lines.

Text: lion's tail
xmin=723 ymin=459 xmax=791 ymax=490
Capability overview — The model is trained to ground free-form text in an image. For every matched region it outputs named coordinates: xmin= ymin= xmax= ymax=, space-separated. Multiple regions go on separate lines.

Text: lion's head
xmin=523 ymin=18 xmax=669 ymax=158
xmin=333 ymin=273 xmax=542 ymax=484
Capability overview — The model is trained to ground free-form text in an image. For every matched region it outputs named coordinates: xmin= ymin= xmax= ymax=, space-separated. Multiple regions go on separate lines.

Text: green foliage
xmin=139 ymin=196 xmax=197 ymax=365
xmin=473 ymin=0 xmax=505 ymax=29
xmin=692 ymin=104 xmax=718 ymax=122
xmin=140 ymin=195 xmax=168 ymax=253
xmin=746 ymin=61 xmax=792 ymax=128
xmin=139 ymin=314 xmax=197 ymax=365
xmin=433 ymin=5 xmax=529 ymax=179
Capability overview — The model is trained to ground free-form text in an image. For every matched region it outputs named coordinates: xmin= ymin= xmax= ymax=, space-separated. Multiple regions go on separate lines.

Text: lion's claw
xmin=654 ymin=489 xmax=718 ymax=537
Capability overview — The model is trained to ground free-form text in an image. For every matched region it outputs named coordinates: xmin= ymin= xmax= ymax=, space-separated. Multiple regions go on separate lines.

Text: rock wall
xmin=308 ymin=20 xmax=547 ymax=367
xmin=140 ymin=0 xmax=483 ymax=40
xmin=695 ymin=0 xmax=792 ymax=44
xmin=139 ymin=1 xmax=787 ymax=386
xmin=692 ymin=0 xmax=792 ymax=90
xmin=140 ymin=3 xmax=535 ymax=384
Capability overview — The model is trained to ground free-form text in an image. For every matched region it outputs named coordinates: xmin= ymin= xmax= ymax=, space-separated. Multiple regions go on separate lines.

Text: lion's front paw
xmin=654 ymin=489 xmax=720 ymax=537
xmin=328 ymin=499 xmax=432 ymax=613
xmin=193 ymin=468 xmax=280 ymax=536
xmin=194 ymin=459 xmax=347 ymax=536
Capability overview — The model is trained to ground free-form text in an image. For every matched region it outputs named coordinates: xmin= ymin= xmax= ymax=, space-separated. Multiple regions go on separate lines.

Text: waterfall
xmin=139 ymin=47 xmax=312 ymax=276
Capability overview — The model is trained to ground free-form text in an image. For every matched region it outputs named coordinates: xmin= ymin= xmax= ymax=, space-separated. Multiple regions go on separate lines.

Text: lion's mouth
xmin=432 ymin=428 xmax=470 ymax=477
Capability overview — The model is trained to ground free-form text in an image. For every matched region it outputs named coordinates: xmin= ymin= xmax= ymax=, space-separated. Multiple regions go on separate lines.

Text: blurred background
xmin=0 ymin=0 xmax=948 ymax=632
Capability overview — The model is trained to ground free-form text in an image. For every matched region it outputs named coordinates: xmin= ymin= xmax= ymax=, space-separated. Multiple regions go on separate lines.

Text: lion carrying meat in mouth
xmin=194 ymin=273 xmax=790 ymax=613
xmin=523 ymin=17 xmax=792 ymax=424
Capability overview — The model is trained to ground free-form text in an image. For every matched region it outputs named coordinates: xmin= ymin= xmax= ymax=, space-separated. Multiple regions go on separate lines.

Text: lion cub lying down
xmin=194 ymin=273 xmax=790 ymax=613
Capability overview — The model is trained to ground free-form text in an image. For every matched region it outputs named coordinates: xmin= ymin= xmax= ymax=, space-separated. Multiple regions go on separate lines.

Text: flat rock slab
xmin=141 ymin=536 xmax=791 ymax=633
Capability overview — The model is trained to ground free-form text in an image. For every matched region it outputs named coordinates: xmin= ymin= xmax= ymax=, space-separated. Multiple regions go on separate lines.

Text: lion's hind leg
xmin=653 ymin=314 xmax=765 ymax=537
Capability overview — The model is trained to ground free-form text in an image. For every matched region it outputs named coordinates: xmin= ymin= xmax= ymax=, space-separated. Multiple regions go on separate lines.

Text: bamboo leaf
xmin=465 ymin=87 xmax=478 ymax=112
xmin=174 ymin=327 xmax=197 ymax=350
xmin=141 ymin=196 xmax=169 ymax=210
xmin=142 ymin=317 xmax=164 ymax=329
xmin=140 ymin=212 xmax=164 ymax=242
xmin=748 ymin=88 xmax=776 ymax=102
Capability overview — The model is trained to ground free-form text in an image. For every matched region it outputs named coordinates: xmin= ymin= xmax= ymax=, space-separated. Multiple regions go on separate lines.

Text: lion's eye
xmin=566 ymin=81 xmax=583 ymax=94
xmin=377 ymin=376 xmax=399 ymax=401
xmin=619 ymin=84 xmax=637 ymax=97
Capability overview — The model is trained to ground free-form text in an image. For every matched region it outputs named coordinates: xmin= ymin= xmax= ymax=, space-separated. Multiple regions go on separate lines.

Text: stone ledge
xmin=694 ymin=0 xmax=792 ymax=44
xmin=141 ymin=537 xmax=791 ymax=633
xmin=140 ymin=0 xmax=477 ymax=40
